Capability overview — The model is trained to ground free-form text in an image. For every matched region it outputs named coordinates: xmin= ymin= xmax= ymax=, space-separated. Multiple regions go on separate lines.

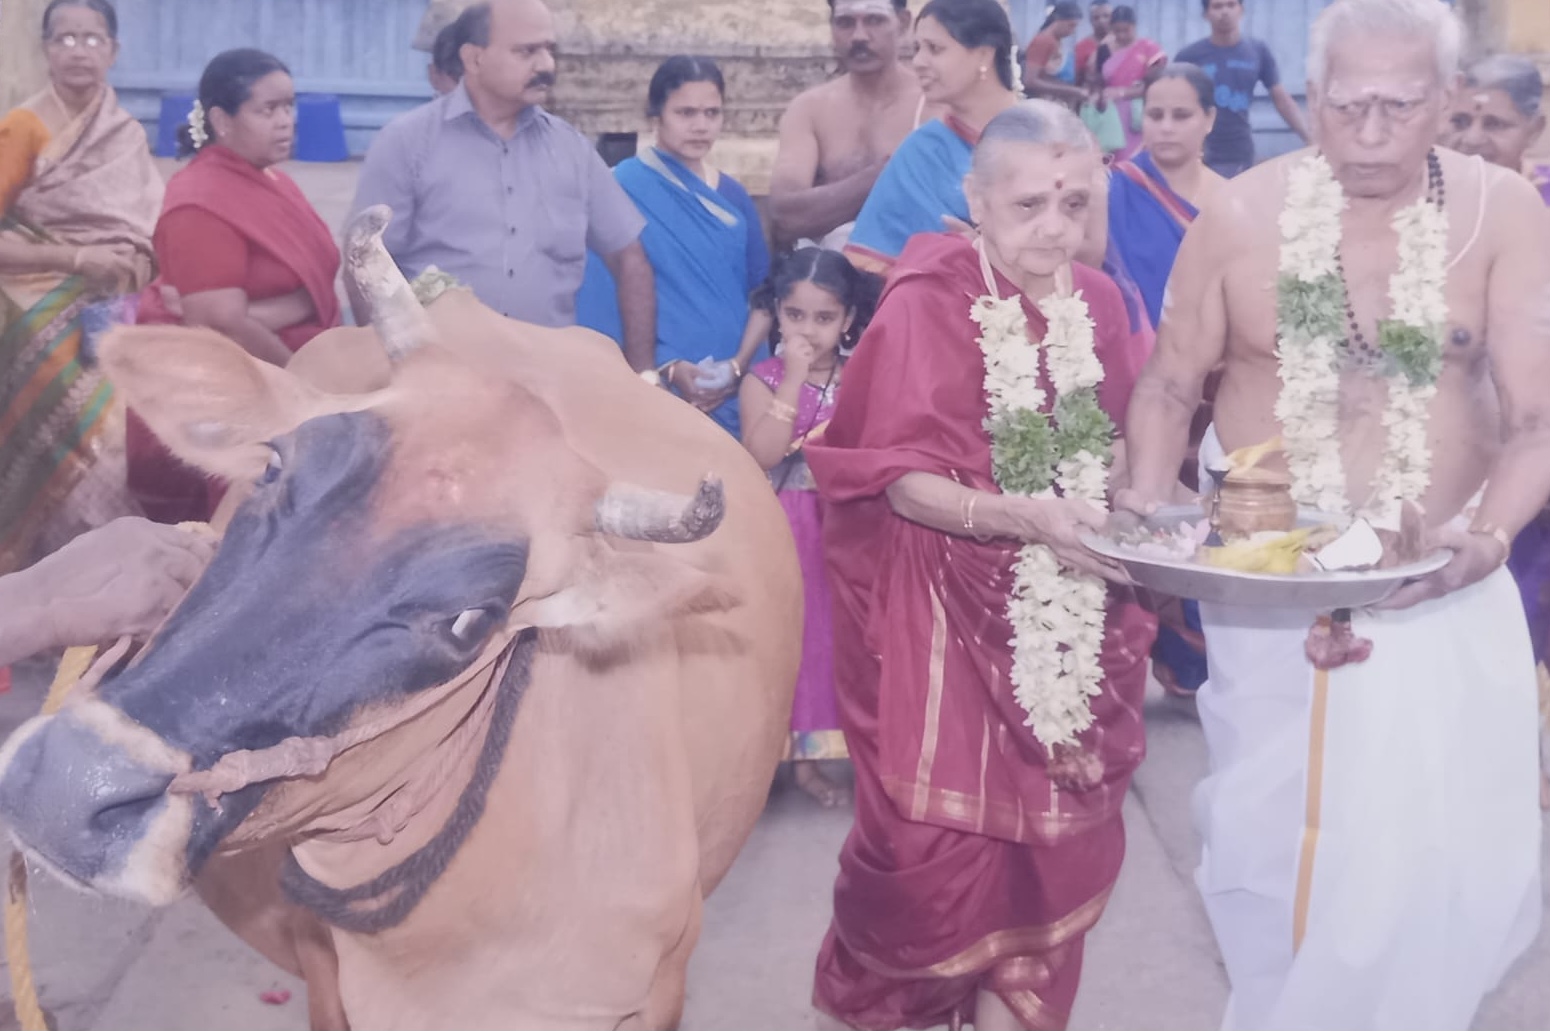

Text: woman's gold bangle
xmin=961 ymin=491 xmax=980 ymax=538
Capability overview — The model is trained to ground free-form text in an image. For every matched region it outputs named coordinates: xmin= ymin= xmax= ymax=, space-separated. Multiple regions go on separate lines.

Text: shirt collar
xmin=443 ymin=82 xmax=546 ymax=133
xmin=443 ymin=81 xmax=475 ymax=121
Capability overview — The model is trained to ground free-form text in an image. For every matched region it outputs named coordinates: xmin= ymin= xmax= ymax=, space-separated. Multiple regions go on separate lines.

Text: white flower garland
xmin=971 ymin=242 xmax=1111 ymax=750
xmin=186 ymin=100 xmax=210 ymax=151
xmin=1275 ymin=155 xmax=1446 ymax=524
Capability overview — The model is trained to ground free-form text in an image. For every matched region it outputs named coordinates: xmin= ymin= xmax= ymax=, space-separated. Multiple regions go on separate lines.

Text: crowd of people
xmin=2 ymin=0 xmax=1550 ymax=1029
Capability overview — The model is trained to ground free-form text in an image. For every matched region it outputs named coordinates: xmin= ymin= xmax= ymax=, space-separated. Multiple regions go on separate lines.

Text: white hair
xmin=1464 ymin=54 xmax=1544 ymax=118
xmin=1307 ymin=0 xmax=1464 ymax=89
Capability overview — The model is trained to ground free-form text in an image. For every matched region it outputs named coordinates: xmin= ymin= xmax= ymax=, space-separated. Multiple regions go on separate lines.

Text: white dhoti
xmin=1193 ymin=427 xmax=1543 ymax=1030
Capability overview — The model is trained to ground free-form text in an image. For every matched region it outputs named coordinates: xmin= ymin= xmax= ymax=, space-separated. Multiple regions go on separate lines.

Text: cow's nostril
xmin=90 ymin=794 xmax=163 ymax=837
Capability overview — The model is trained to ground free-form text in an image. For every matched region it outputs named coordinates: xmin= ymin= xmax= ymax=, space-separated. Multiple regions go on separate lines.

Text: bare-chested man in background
xmin=1119 ymin=1 xmax=1550 ymax=1028
xmin=768 ymin=0 xmax=938 ymax=249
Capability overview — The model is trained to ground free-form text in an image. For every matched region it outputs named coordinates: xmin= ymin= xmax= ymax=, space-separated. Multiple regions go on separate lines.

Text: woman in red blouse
xmin=129 ymin=48 xmax=341 ymax=522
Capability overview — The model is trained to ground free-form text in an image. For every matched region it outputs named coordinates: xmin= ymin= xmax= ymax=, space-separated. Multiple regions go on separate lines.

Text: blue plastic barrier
xmin=293 ymin=94 xmax=348 ymax=162
xmin=154 ymin=92 xmax=195 ymax=157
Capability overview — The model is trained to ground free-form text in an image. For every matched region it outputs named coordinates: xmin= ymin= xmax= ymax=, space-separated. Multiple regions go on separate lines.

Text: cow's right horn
xmin=344 ymin=205 xmax=435 ymax=362
xmin=595 ymin=475 xmax=725 ymax=543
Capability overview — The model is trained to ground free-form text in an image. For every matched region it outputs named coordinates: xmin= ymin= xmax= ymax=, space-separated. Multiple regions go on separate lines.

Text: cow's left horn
xmin=345 ymin=205 xmax=435 ymax=362
xmin=595 ymin=475 xmax=725 ymax=543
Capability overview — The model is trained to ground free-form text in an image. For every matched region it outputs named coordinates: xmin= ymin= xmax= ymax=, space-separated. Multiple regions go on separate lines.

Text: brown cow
xmin=0 ymin=209 xmax=801 ymax=1030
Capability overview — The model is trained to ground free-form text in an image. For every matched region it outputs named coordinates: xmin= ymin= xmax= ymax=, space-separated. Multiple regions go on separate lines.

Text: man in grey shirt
xmin=352 ymin=0 xmax=657 ymax=369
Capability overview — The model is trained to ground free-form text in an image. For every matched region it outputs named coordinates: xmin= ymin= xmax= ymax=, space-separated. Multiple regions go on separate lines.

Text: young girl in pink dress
xmin=739 ymin=248 xmax=879 ymax=806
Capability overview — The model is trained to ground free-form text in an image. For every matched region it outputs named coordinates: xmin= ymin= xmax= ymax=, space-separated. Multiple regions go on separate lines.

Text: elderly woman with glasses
xmin=0 ymin=0 xmax=162 ymax=575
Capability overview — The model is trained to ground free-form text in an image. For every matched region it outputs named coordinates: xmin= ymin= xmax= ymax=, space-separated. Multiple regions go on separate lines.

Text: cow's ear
xmin=100 ymin=326 xmax=358 ymax=483
xmin=511 ymin=538 xmax=740 ymax=652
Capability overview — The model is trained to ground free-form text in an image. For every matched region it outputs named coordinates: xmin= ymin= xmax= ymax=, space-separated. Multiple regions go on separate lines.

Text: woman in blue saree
xmin=1104 ymin=63 xmax=1222 ymax=328
xmin=1102 ymin=64 xmax=1226 ymax=695
xmin=843 ymin=0 xmax=1019 ymax=276
xmin=576 ymin=56 xmax=769 ymax=436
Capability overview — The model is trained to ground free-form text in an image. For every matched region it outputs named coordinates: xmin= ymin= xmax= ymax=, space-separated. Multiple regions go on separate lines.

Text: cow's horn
xmin=595 ymin=475 xmax=725 ymax=543
xmin=344 ymin=205 xmax=435 ymax=362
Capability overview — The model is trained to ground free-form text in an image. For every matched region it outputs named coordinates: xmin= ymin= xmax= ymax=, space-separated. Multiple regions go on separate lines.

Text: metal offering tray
xmin=1082 ymin=505 xmax=1451 ymax=609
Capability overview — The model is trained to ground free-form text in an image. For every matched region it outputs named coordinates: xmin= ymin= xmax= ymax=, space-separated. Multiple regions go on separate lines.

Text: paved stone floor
xmin=2 ymin=661 xmax=1544 ymax=1031
xmin=0 ymin=160 xmax=1542 ymax=1030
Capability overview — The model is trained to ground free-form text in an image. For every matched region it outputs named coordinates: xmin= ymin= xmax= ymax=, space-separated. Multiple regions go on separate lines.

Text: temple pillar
xmin=1497 ymin=0 xmax=1550 ymax=53
xmin=0 ymin=0 xmax=50 ymax=113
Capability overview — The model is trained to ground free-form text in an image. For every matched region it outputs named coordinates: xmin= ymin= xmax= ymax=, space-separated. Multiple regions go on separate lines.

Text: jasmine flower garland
xmin=1275 ymin=155 xmax=1445 ymax=523
xmin=971 ymin=240 xmax=1113 ymax=751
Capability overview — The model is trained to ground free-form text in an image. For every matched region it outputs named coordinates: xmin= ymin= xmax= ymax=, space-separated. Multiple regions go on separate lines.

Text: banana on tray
xmin=1199 ymin=525 xmax=1344 ymax=575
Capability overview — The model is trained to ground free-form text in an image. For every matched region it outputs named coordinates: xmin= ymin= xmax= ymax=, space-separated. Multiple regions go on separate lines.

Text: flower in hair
xmin=187 ymin=100 xmax=209 ymax=150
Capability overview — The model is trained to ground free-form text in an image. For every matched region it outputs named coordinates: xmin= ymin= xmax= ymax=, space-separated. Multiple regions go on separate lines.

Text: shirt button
xmin=506 ymin=186 xmax=513 ymax=195
xmin=509 ymin=227 xmax=517 ymax=235
xmin=508 ymin=269 xmax=515 ymax=277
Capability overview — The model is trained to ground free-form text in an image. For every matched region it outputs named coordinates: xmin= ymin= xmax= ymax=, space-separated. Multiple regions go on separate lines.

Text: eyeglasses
xmin=46 ymin=32 xmax=111 ymax=50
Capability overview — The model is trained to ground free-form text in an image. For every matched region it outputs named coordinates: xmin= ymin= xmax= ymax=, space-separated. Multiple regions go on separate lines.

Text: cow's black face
xmin=0 ymin=410 xmax=528 ymax=904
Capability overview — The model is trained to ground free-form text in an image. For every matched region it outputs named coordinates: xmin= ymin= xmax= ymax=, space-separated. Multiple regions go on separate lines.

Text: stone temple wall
xmin=0 ymin=0 xmax=49 ymax=114
xmin=544 ymin=0 xmax=838 ymax=193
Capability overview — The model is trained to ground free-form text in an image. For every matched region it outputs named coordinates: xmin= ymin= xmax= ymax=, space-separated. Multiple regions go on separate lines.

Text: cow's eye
xmin=259 ymin=447 xmax=283 ymax=485
xmin=447 ymin=607 xmax=495 ymax=646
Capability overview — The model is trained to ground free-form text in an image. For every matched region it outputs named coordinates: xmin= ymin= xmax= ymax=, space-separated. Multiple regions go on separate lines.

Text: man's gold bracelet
xmin=1469 ymin=524 xmax=1513 ymax=566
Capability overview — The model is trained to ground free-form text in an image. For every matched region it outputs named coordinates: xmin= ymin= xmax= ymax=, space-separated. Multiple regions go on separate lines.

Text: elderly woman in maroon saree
xmin=129 ymin=49 xmax=340 ymax=523
xmin=807 ymin=101 xmax=1156 ymax=1031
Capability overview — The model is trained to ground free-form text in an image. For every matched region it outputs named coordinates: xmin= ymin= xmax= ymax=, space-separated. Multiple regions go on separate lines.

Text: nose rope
xmin=6 ymin=641 xmax=118 ymax=1031
xmin=166 ymin=627 xmax=523 ymax=807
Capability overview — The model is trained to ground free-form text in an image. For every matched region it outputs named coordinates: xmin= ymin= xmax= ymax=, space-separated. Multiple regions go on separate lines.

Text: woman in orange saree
xmin=0 ymin=0 xmax=163 ymax=574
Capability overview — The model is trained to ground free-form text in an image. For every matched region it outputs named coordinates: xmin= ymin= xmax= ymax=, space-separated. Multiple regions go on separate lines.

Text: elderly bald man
xmin=354 ymin=0 xmax=657 ymax=369
xmin=1123 ymin=1 xmax=1550 ymax=1026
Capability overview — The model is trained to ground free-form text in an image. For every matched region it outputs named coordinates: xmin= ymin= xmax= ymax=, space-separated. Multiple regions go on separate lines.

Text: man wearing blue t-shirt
xmin=1176 ymin=0 xmax=1308 ymax=177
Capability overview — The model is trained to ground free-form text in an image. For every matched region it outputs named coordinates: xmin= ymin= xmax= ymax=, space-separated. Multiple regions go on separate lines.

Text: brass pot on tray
xmin=1214 ymin=467 xmax=1298 ymax=539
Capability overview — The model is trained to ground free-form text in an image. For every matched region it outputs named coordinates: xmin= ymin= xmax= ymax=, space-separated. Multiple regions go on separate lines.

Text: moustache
xmin=848 ymin=44 xmax=875 ymax=59
xmin=526 ymin=72 xmax=556 ymax=90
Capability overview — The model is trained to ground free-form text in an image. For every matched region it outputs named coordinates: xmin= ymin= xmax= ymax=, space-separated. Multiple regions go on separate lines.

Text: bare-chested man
xmin=768 ymin=0 xmax=937 ymax=249
xmin=1119 ymin=1 xmax=1550 ymax=1028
